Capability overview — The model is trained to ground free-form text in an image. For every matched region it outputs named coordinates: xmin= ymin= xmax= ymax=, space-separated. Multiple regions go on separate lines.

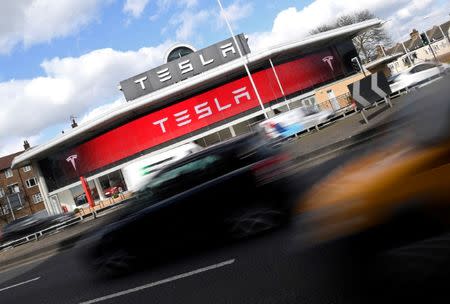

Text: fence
xmin=0 ymin=216 xmax=83 ymax=251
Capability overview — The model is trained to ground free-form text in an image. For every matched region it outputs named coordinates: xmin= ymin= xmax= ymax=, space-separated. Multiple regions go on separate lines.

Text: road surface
xmin=1 ymin=76 xmax=449 ymax=304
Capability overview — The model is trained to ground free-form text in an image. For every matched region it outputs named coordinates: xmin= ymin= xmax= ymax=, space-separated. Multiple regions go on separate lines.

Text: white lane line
xmin=0 ymin=277 xmax=41 ymax=293
xmin=79 ymin=259 xmax=235 ymax=304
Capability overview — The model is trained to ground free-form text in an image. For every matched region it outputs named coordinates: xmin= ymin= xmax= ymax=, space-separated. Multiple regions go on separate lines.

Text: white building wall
xmin=388 ymin=38 xmax=450 ymax=74
xmin=57 ymin=189 xmax=77 ymax=212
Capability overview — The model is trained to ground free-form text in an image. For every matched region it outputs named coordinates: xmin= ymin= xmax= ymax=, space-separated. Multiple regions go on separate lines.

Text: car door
xmin=412 ymin=64 xmax=440 ymax=83
xmin=131 ymin=154 xmax=225 ymax=243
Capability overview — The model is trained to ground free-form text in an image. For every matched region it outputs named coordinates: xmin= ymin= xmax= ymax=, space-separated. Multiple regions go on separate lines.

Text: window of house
xmin=32 ymin=193 xmax=44 ymax=204
xmin=7 ymin=183 xmax=20 ymax=194
xmin=5 ymin=169 xmax=13 ymax=178
xmin=25 ymin=177 xmax=38 ymax=188
xmin=23 ymin=165 xmax=32 ymax=172
xmin=1 ymin=205 xmax=9 ymax=215
xmin=0 ymin=187 xmax=4 ymax=198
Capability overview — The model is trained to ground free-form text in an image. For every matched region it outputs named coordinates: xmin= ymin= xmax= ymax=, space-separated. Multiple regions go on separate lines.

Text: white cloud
xmin=170 ymin=10 xmax=211 ymax=41
xmin=396 ymin=0 xmax=433 ymax=20
xmin=0 ymin=41 xmax=173 ymax=149
xmin=0 ymin=134 xmax=42 ymax=158
xmin=180 ymin=0 xmax=198 ymax=8
xmin=166 ymin=0 xmax=253 ymax=42
xmin=247 ymin=0 xmax=447 ymax=52
xmin=123 ymin=0 xmax=150 ymax=18
xmin=79 ymin=98 xmax=125 ymax=125
xmin=157 ymin=0 xmax=198 ymax=10
xmin=0 ymin=0 xmax=107 ymax=54
xmin=218 ymin=0 xmax=253 ymax=26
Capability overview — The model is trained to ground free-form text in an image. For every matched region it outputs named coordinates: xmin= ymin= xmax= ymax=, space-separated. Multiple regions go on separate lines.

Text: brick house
xmin=0 ymin=145 xmax=46 ymax=228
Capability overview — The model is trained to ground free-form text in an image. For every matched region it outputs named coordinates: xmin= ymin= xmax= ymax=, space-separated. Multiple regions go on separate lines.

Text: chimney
xmin=70 ymin=115 xmax=78 ymax=128
xmin=23 ymin=140 xmax=30 ymax=150
xmin=410 ymin=29 xmax=420 ymax=40
xmin=375 ymin=45 xmax=386 ymax=58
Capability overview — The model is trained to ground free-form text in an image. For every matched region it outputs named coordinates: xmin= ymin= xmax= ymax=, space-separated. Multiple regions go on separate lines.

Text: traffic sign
xmin=348 ymin=72 xmax=391 ymax=110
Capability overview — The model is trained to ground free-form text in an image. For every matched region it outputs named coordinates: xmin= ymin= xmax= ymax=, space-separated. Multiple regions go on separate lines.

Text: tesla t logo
xmin=66 ymin=154 xmax=78 ymax=171
xmin=322 ymin=56 xmax=334 ymax=71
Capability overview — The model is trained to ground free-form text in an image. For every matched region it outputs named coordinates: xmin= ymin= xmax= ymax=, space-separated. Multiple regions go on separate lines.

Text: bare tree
xmin=310 ymin=10 xmax=391 ymax=63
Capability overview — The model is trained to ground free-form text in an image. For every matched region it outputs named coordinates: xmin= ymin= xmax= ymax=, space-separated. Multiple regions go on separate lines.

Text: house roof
xmin=405 ymin=37 xmax=424 ymax=51
xmin=426 ymin=26 xmax=444 ymax=42
xmin=385 ymin=43 xmax=405 ymax=56
xmin=440 ymin=20 xmax=450 ymax=35
xmin=0 ymin=151 xmax=23 ymax=171
xmin=364 ymin=52 xmax=404 ymax=70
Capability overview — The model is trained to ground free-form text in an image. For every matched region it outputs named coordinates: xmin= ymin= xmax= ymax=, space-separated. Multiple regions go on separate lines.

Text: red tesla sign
xmin=63 ymin=49 xmax=343 ymax=176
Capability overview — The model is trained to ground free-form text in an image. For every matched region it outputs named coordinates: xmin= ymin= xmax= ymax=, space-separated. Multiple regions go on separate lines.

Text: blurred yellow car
xmin=295 ymin=136 xmax=450 ymax=247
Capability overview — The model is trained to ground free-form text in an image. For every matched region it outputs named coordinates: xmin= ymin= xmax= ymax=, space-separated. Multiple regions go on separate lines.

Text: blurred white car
xmin=259 ymin=107 xmax=334 ymax=139
xmin=388 ymin=62 xmax=449 ymax=92
xmin=122 ymin=143 xmax=202 ymax=192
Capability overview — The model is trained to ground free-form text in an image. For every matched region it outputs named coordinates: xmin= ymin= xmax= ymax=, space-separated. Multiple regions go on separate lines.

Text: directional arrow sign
xmin=348 ymin=72 xmax=391 ymax=110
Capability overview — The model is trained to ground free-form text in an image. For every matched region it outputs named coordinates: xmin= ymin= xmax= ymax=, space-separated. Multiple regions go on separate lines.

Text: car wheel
xmin=226 ymin=207 xmax=286 ymax=239
xmin=93 ymin=247 xmax=136 ymax=277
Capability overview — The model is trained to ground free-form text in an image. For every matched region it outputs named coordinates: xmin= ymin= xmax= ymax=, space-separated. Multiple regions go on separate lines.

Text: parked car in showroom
xmin=388 ymin=62 xmax=449 ymax=93
xmin=103 ymin=182 xmax=125 ymax=198
xmin=82 ymin=132 xmax=295 ymax=276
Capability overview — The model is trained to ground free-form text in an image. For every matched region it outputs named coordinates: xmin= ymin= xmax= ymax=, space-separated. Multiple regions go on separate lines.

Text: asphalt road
xmin=0 ymin=76 xmax=449 ymax=304
xmin=2 ymin=222 xmax=450 ymax=304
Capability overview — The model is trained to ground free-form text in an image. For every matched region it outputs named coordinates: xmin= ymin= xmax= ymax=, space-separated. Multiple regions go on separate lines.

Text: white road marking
xmin=0 ymin=277 xmax=41 ymax=293
xmin=79 ymin=259 xmax=236 ymax=304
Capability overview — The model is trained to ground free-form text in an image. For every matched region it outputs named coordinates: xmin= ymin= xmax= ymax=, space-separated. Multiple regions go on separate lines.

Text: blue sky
xmin=0 ymin=0 xmax=292 ymax=80
xmin=1 ymin=0 xmax=449 ymax=156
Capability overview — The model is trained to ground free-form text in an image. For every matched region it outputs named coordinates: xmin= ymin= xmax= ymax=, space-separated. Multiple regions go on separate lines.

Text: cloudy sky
xmin=1 ymin=0 xmax=449 ymax=156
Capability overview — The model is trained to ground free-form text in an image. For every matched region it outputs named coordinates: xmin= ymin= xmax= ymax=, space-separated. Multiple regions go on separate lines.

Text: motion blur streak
xmin=293 ymin=76 xmax=450 ymax=303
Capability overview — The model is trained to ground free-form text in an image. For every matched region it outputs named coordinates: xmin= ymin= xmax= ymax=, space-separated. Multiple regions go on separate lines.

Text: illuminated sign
xmin=119 ymin=34 xmax=251 ymax=101
xmin=41 ymin=48 xmax=344 ymax=189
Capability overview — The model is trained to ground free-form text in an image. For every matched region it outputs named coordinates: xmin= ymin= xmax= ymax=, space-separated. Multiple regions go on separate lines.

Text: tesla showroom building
xmin=12 ymin=19 xmax=382 ymax=214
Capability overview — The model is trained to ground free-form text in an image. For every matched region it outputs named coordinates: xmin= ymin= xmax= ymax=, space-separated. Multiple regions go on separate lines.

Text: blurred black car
xmin=83 ymin=132 xmax=294 ymax=275
xmin=0 ymin=212 xmax=75 ymax=244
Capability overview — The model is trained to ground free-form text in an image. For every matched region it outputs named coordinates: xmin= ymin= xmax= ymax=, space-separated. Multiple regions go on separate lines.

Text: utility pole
xmin=216 ymin=0 xmax=268 ymax=119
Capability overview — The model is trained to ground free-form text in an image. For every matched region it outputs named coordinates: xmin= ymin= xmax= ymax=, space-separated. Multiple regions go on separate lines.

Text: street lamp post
xmin=423 ymin=30 xmax=439 ymax=63
xmin=216 ymin=0 xmax=268 ymax=119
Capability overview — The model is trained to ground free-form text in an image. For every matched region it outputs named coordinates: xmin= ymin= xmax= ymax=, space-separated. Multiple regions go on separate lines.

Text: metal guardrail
xmin=0 ymin=216 xmax=83 ymax=251
xmin=0 ymin=196 xmax=132 ymax=252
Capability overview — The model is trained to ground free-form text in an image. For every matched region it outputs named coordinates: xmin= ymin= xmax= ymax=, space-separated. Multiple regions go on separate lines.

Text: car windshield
xmin=387 ymin=74 xmax=401 ymax=83
xmin=149 ymin=155 xmax=219 ymax=188
xmin=133 ymin=154 xmax=220 ymax=200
